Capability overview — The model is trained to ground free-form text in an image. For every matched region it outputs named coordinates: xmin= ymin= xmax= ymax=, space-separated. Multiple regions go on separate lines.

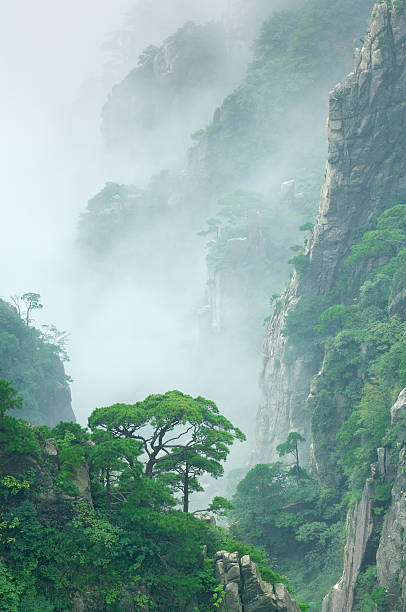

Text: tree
xmin=156 ymin=444 xmax=225 ymax=513
xmin=276 ymin=432 xmax=306 ymax=477
xmin=41 ymin=325 xmax=70 ymax=362
xmin=193 ymin=496 xmax=234 ymax=518
xmin=0 ymin=380 xmax=22 ymax=428
xmin=345 ymin=204 xmax=406 ymax=267
xmin=88 ymin=390 xmax=245 ymax=509
xmin=9 ymin=293 xmax=43 ymax=326
xmin=89 ymin=430 xmax=143 ymax=509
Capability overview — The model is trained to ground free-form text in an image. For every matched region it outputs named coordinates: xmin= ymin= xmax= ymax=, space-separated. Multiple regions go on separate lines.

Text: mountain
xmin=249 ymin=1 xmax=406 ymax=608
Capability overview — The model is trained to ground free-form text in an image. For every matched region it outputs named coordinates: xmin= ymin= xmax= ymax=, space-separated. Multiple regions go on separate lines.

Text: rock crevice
xmin=214 ymin=551 xmax=301 ymax=612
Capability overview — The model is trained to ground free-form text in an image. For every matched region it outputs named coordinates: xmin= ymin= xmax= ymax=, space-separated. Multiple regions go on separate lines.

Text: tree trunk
xmin=295 ymin=441 xmax=300 ymax=478
xmin=145 ymin=458 xmax=155 ymax=478
xmin=183 ymin=463 xmax=189 ymax=513
xmin=106 ymin=468 xmax=111 ymax=510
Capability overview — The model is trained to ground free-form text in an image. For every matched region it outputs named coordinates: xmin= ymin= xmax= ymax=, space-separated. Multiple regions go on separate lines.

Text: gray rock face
xmin=391 ymin=387 xmax=406 ymax=441
xmin=322 ymin=388 xmax=406 ymax=612
xmin=256 ymin=0 xmax=406 ymax=464
xmin=44 ymin=380 xmax=75 ymax=427
xmin=44 ymin=438 xmax=58 ymax=456
xmin=214 ymin=551 xmax=301 ymax=612
xmin=376 ymin=388 xmax=406 ymax=610
xmin=376 ymin=448 xmax=406 ymax=610
xmin=322 ymin=479 xmax=376 ymax=612
xmin=70 ymin=460 xmax=93 ymax=505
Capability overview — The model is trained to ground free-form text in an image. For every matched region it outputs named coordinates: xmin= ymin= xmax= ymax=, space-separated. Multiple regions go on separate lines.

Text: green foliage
xmin=230 ymin=462 xmax=345 ymax=607
xmin=0 ymin=565 xmax=19 ymax=612
xmin=18 ymin=595 xmax=53 ymax=611
xmin=0 ymin=380 xmax=23 ymax=424
xmin=300 ymin=223 xmax=314 ymax=232
xmin=277 ymin=432 xmax=306 ymax=458
xmin=89 ymin=390 xmax=245 ymax=510
xmin=208 ymin=496 xmax=234 ymax=516
xmin=0 ymin=417 xmax=40 ymax=458
xmin=315 ymin=304 xmax=355 ymax=338
xmin=52 ymin=423 xmax=90 ymax=495
xmin=283 ymin=295 xmax=328 ymax=361
xmin=0 ymin=401 xmax=299 ymax=611
xmin=199 ymin=188 xmax=305 ymax=350
xmin=0 ymin=475 xmax=31 ymax=500
xmin=353 ymin=565 xmax=387 ymax=612
xmin=277 ymin=432 xmax=306 ymax=478
xmin=288 ymin=253 xmax=309 ymax=274
xmin=337 ymin=383 xmax=392 ymax=491
xmin=197 ymin=0 xmax=372 ymax=190
xmin=78 ymin=182 xmax=145 ymax=253
xmin=200 ymin=190 xmax=278 ymax=271
xmin=346 ymin=205 xmax=406 ymax=267
xmin=0 ymin=299 xmax=72 ymax=425
xmin=260 ymin=204 xmax=406 ymax=604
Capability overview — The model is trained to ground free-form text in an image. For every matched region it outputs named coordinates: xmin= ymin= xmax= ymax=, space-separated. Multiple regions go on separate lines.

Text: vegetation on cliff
xmin=232 ymin=203 xmax=406 ymax=608
xmin=0 ymin=297 xmax=73 ymax=426
xmin=191 ymin=0 xmax=374 ymax=191
xmin=0 ymin=387 xmax=299 ymax=611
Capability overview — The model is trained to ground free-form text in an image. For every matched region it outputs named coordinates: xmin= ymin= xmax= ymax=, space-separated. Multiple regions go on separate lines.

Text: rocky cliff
xmin=215 ymin=551 xmax=301 ymax=612
xmin=376 ymin=389 xmax=406 ymax=610
xmin=256 ymin=0 xmax=406 ymax=464
xmin=102 ymin=20 xmax=241 ymax=165
xmin=322 ymin=388 xmax=406 ymax=612
xmin=322 ymin=450 xmax=392 ymax=612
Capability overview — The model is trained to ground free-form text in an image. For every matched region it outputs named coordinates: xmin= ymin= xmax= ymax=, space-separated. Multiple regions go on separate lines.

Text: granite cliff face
xmin=322 ymin=448 xmax=393 ymax=612
xmin=215 ymin=551 xmax=301 ymax=612
xmin=322 ymin=389 xmax=406 ymax=612
xmin=256 ymin=0 xmax=406 ymax=464
xmin=376 ymin=389 xmax=406 ymax=610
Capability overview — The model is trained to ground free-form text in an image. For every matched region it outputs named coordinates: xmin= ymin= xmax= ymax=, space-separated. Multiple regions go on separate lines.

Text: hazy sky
xmin=0 ymin=0 xmax=235 ymax=271
xmin=1 ymin=1 xmax=291 ymax=461
xmin=0 ymin=1 xmax=250 ymax=425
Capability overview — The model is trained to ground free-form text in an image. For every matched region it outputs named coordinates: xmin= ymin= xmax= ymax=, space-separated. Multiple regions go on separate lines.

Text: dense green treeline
xmin=0 ymin=388 xmax=303 ymax=611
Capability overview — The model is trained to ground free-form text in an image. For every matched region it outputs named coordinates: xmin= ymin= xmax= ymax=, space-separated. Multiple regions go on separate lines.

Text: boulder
xmin=214 ymin=551 xmax=301 ymax=612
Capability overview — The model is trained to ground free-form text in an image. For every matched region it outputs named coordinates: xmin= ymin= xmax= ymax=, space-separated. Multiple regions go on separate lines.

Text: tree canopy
xmin=88 ymin=390 xmax=245 ymax=511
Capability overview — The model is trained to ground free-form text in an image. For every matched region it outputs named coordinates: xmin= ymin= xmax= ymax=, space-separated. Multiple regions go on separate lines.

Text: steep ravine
xmin=256 ymin=0 xmax=406 ymax=465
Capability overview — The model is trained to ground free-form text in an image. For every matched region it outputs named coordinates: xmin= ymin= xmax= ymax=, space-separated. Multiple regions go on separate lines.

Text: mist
xmin=2 ymin=0 xmax=308 ymax=478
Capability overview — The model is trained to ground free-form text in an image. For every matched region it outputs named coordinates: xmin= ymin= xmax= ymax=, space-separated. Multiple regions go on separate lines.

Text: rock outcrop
xmin=215 ymin=551 xmax=301 ymax=612
xmin=322 ymin=476 xmax=378 ymax=612
xmin=0 ymin=437 xmax=92 ymax=522
xmin=321 ymin=388 xmax=406 ymax=612
xmin=376 ymin=389 xmax=406 ymax=610
xmin=102 ymin=21 xmax=238 ymax=164
xmin=256 ymin=0 xmax=406 ymax=464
